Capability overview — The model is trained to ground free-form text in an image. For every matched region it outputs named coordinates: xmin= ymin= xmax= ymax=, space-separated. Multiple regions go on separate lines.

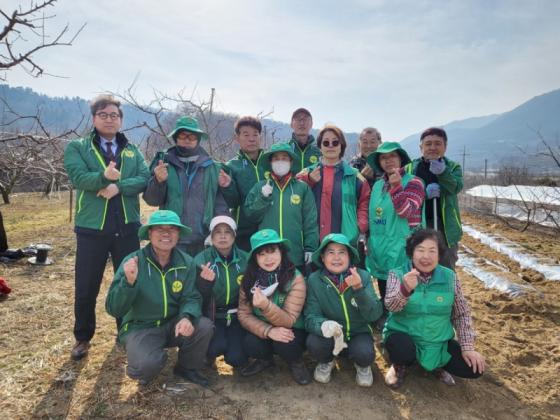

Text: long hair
xmin=241 ymin=244 xmax=295 ymax=305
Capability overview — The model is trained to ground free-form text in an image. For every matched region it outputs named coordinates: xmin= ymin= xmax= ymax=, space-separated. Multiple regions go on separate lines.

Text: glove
xmin=321 ymin=320 xmax=347 ymax=356
xmin=261 ymin=180 xmax=273 ymax=197
xmin=426 ymin=183 xmax=441 ymax=199
xmin=429 ymin=158 xmax=446 ymax=175
xmin=304 ymin=252 xmax=313 ymax=264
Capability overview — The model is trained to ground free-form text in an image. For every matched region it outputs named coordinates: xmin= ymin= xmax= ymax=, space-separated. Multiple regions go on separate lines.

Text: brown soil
xmin=1 ymin=194 xmax=559 ymax=419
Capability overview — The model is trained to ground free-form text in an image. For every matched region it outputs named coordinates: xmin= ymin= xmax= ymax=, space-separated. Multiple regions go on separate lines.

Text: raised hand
xmin=344 ymin=266 xmax=363 ymax=290
xmin=261 ymin=179 xmax=273 ymax=197
xmin=309 ymin=166 xmax=321 ymax=183
xmin=361 ymin=164 xmax=374 ymax=179
xmin=387 ymin=167 xmax=401 ymax=189
xmin=154 ymin=160 xmax=169 ymax=183
xmin=429 ymin=158 xmax=446 ymax=175
xmin=403 ymin=268 xmax=419 ymax=293
xmin=123 ymin=256 xmax=139 ymax=286
xmin=104 ymin=161 xmax=121 ymax=181
xmin=252 ymin=286 xmax=269 ymax=309
xmin=175 ymin=317 xmax=195 ymax=337
xmin=200 ymin=262 xmax=216 ymax=282
xmin=218 ymin=168 xmax=232 ymax=188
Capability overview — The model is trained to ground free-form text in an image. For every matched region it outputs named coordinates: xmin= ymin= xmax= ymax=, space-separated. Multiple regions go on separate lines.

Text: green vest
xmin=253 ymin=273 xmax=305 ymax=330
xmin=366 ymin=174 xmax=424 ymax=280
xmin=384 ymin=263 xmax=456 ymax=371
xmin=153 ymin=152 xmax=219 ymax=229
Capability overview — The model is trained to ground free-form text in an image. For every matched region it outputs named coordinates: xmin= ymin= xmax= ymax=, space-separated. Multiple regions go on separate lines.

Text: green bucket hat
xmin=248 ymin=229 xmax=291 ymax=259
xmin=138 ymin=210 xmax=192 ymax=241
xmin=167 ymin=116 xmax=208 ymax=141
xmin=367 ymin=141 xmax=411 ymax=174
xmin=261 ymin=143 xmax=298 ymax=172
xmin=312 ymin=233 xmax=360 ymax=267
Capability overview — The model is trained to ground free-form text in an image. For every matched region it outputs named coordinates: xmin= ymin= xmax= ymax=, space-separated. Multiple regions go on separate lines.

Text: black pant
xmin=244 ymin=328 xmax=306 ymax=363
xmin=207 ymin=318 xmax=248 ymax=367
xmin=385 ymin=332 xmax=482 ymax=378
xmin=306 ymin=333 xmax=375 ymax=367
xmin=74 ymin=233 xmax=139 ymax=342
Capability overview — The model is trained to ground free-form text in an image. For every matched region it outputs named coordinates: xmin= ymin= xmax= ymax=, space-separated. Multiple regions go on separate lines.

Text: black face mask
xmin=175 ymin=144 xmax=199 ymax=157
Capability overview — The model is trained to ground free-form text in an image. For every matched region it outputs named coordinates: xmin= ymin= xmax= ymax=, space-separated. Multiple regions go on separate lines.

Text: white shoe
xmin=314 ymin=361 xmax=335 ymax=383
xmin=355 ymin=363 xmax=373 ymax=387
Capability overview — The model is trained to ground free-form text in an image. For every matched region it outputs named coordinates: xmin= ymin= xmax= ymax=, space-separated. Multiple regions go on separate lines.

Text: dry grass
xmin=1 ymin=193 xmax=559 ymax=419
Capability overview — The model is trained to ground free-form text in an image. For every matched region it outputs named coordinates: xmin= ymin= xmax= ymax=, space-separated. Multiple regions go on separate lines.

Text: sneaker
xmin=288 ymin=360 xmax=312 ymax=385
xmin=385 ymin=364 xmax=407 ymax=389
xmin=314 ymin=360 xmax=335 ymax=384
xmin=239 ymin=359 xmax=273 ymax=377
xmin=433 ymin=368 xmax=456 ymax=386
xmin=355 ymin=363 xmax=373 ymax=387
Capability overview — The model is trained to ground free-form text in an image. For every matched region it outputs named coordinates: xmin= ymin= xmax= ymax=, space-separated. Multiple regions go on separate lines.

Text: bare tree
xmin=0 ymin=0 xmax=85 ymax=79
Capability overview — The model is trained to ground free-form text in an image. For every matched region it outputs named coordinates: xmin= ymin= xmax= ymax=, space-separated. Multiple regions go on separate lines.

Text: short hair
xmin=405 ymin=228 xmax=446 ymax=261
xmin=420 ymin=127 xmax=447 ymax=144
xmin=360 ymin=127 xmax=382 ymax=142
xmin=317 ymin=124 xmax=347 ymax=158
xmin=90 ymin=94 xmax=123 ymax=118
xmin=234 ymin=116 xmax=262 ymax=135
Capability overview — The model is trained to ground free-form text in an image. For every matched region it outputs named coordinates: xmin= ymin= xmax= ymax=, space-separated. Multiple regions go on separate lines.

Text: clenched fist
xmin=123 ymin=256 xmax=139 ymax=286
xmin=403 ymin=268 xmax=419 ymax=293
xmin=309 ymin=166 xmax=321 ymax=183
xmin=200 ymin=262 xmax=216 ymax=282
xmin=218 ymin=169 xmax=232 ymax=188
xmin=154 ymin=160 xmax=168 ymax=183
xmin=104 ymin=161 xmax=121 ymax=181
xmin=344 ymin=267 xmax=362 ymax=290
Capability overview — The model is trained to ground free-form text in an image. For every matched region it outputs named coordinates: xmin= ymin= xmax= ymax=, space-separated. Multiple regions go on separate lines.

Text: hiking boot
xmin=434 ymin=368 xmax=456 ymax=386
xmin=173 ymin=366 xmax=209 ymax=387
xmin=355 ymin=363 xmax=373 ymax=387
xmin=385 ymin=364 xmax=407 ymax=389
xmin=288 ymin=359 xmax=312 ymax=385
xmin=313 ymin=360 xmax=335 ymax=384
xmin=239 ymin=359 xmax=273 ymax=377
xmin=70 ymin=340 xmax=90 ymax=361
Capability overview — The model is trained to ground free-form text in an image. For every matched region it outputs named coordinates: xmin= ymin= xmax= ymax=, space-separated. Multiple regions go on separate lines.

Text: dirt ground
xmin=1 ymin=193 xmax=559 ymax=419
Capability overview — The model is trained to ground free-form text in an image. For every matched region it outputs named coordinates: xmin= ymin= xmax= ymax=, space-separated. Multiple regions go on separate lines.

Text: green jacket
xmin=366 ymin=173 xmax=424 ymax=281
xmin=63 ymin=131 xmax=149 ymax=230
xmin=105 ymin=246 xmax=202 ymax=340
xmin=287 ymin=135 xmax=321 ymax=173
xmin=244 ymin=175 xmax=319 ymax=266
xmin=220 ymin=150 xmax=268 ymax=236
xmin=304 ymin=268 xmax=383 ymax=340
xmin=384 ymin=262 xmax=456 ymax=371
xmin=405 ymin=157 xmax=463 ymax=247
xmin=194 ymin=246 xmax=248 ymax=321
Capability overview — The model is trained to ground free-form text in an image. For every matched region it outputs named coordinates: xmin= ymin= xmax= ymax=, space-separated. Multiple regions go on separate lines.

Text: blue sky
xmin=3 ymin=0 xmax=560 ymax=139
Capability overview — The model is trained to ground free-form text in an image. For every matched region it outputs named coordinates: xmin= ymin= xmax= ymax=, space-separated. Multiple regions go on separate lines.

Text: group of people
xmin=63 ymin=95 xmax=485 ymax=390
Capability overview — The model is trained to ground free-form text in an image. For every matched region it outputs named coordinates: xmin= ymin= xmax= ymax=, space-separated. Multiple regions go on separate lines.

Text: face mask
xmin=271 ymin=160 xmax=291 ymax=177
xmin=176 ymin=144 xmax=197 ymax=157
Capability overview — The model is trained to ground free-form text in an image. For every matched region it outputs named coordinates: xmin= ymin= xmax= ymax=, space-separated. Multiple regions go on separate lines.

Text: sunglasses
xmin=322 ymin=140 xmax=340 ymax=147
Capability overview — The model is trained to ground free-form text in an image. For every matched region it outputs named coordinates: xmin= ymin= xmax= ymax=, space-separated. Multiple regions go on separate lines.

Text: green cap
xmin=248 ymin=229 xmax=291 ymax=259
xmin=312 ymin=233 xmax=359 ymax=267
xmin=167 ymin=116 xmax=208 ymax=141
xmin=138 ymin=210 xmax=191 ymax=241
xmin=366 ymin=141 xmax=411 ymax=174
xmin=262 ymin=143 xmax=298 ymax=172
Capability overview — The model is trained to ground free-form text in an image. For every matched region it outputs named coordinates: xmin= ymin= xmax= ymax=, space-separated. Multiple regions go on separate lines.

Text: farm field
xmin=1 ymin=193 xmax=559 ymax=419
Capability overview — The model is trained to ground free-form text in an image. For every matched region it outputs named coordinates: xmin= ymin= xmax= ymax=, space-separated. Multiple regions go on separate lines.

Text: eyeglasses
xmin=95 ymin=112 xmax=121 ymax=120
xmin=176 ymin=132 xmax=199 ymax=142
xmin=322 ymin=140 xmax=340 ymax=147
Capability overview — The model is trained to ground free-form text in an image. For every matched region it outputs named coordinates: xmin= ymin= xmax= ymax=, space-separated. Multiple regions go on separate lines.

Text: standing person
xmin=244 ymin=143 xmax=319 ymax=272
xmin=383 ymin=229 xmax=485 ymax=388
xmin=404 ymin=127 xmax=463 ymax=269
xmin=366 ymin=142 xmax=425 ymax=327
xmin=349 ymin=127 xmax=383 ymax=188
xmin=144 ymin=116 xmax=229 ymax=257
xmin=287 ymin=108 xmax=321 ymax=173
xmin=218 ymin=116 xmax=267 ymax=251
xmin=297 ymin=125 xmax=370 ymax=248
xmin=106 ymin=210 xmax=213 ymax=386
xmin=305 ymin=234 xmax=383 ymax=387
xmin=64 ymin=94 xmax=150 ymax=360
xmin=194 ymin=216 xmax=249 ymax=369
xmin=237 ymin=229 xmax=311 ymax=385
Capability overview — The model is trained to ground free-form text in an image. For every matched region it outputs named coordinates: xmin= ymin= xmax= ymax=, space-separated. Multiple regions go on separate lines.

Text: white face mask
xmin=271 ymin=160 xmax=291 ymax=177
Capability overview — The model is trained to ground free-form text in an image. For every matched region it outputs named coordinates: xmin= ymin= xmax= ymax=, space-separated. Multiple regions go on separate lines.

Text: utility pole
xmin=484 ymin=159 xmax=488 ymax=179
xmin=460 ymin=145 xmax=469 ymax=174
xmin=209 ymin=87 xmax=215 ymax=118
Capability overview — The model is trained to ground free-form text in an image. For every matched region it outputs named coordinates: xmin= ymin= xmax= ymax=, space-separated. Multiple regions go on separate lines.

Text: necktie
xmin=106 ymin=141 xmax=115 ymax=161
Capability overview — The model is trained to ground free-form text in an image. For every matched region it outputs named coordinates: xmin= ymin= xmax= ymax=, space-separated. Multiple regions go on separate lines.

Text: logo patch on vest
xmin=290 ymin=194 xmax=301 ymax=205
xmin=264 ymin=171 xmax=271 ymax=180
xmin=237 ymin=274 xmax=244 ymax=285
xmin=123 ymin=150 xmax=135 ymax=158
xmin=172 ymin=281 xmax=183 ymax=293
xmin=375 ymin=207 xmax=383 ymax=217
xmin=436 ymin=296 xmax=444 ymax=303
xmin=309 ymin=155 xmax=318 ymax=163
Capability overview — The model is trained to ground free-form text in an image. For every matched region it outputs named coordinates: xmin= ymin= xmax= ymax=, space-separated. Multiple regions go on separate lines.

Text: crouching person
xmin=305 ymin=233 xmax=383 ymax=387
xmin=237 ymin=229 xmax=311 ymax=385
xmin=105 ymin=210 xmax=214 ymax=386
xmin=383 ymin=229 xmax=485 ymax=389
